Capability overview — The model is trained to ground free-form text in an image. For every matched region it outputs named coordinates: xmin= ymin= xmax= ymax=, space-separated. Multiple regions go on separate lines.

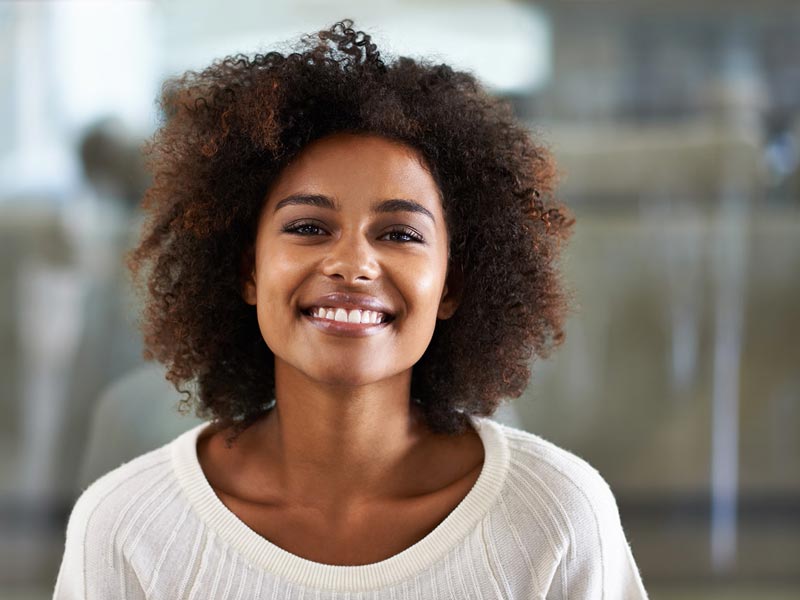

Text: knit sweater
xmin=53 ymin=415 xmax=649 ymax=599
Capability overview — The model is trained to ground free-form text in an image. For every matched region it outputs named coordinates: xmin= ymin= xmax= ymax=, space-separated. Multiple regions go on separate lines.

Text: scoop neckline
xmin=171 ymin=414 xmax=509 ymax=592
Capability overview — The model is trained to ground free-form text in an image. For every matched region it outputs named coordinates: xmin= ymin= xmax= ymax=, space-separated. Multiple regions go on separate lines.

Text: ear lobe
xmin=437 ymin=262 xmax=464 ymax=320
xmin=240 ymin=246 xmax=257 ymax=305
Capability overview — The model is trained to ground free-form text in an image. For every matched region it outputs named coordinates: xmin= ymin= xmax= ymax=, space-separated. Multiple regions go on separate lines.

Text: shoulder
xmin=490 ymin=421 xmax=624 ymax=569
xmin=63 ymin=418 xmax=204 ymax=558
xmin=66 ymin=442 xmax=177 ymax=547
xmin=490 ymin=421 xmax=649 ymax=598
xmin=55 ymin=441 xmax=184 ymax=599
xmin=497 ymin=421 xmax=620 ymax=515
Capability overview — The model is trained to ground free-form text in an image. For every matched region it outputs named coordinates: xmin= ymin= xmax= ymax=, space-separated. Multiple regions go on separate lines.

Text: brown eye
xmin=382 ymin=227 xmax=424 ymax=243
xmin=282 ymin=221 xmax=326 ymax=236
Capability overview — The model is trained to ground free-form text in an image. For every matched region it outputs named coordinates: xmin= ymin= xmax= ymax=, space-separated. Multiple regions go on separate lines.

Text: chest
xmin=214 ymin=466 xmax=482 ymax=566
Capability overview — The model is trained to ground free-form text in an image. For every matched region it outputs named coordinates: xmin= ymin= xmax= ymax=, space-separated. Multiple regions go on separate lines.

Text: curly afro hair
xmin=127 ymin=19 xmax=576 ymax=445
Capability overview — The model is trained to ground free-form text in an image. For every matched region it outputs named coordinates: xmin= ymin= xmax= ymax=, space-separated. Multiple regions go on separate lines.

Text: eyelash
xmin=282 ymin=220 xmax=425 ymax=243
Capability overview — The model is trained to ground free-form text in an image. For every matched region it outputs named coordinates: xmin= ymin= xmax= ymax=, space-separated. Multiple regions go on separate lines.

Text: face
xmin=242 ymin=133 xmax=460 ymax=388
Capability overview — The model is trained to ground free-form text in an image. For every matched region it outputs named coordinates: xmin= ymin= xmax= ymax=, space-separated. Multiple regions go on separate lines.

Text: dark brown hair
xmin=127 ymin=19 xmax=576 ymax=444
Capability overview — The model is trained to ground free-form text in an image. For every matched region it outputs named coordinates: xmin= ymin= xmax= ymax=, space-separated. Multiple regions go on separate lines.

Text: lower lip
xmin=301 ymin=312 xmax=393 ymax=337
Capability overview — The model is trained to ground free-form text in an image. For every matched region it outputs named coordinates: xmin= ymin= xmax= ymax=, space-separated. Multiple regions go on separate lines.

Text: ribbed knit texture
xmin=53 ymin=415 xmax=649 ymax=599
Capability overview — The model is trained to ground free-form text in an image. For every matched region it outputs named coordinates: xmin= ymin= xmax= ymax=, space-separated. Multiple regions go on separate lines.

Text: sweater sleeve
xmin=545 ymin=468 xmax=649 ymax=600
xmin=52 ymin=488 xmax=147 ymax=600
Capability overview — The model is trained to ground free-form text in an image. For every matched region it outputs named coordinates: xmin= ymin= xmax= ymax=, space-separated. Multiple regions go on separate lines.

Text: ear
xmin=437 ymin=261 xmax=464 ymax=320
xmin=240 ymin=245 xmax=257 ymax=306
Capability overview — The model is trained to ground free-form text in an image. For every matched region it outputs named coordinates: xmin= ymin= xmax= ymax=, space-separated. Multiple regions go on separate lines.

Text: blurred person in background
xmin=72 ymin=117 xmax=205 ymax=490
xmin=78 ymin=117 xmax=149 ymax=213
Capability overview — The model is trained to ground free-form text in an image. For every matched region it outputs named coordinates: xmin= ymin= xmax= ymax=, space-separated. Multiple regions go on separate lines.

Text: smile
xmin=301 ymin=307 xmax=394 ymax=337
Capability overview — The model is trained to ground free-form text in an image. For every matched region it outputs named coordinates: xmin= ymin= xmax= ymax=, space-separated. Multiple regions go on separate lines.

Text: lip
xmin=300 ymin=292 xmax=395 ymax=318
xmin=301 ymin=311 xmax=392 ymax=337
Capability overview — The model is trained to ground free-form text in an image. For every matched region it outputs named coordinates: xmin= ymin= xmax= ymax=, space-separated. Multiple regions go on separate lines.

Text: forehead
xmin=265 ymin=133 xmax=442 ymax=209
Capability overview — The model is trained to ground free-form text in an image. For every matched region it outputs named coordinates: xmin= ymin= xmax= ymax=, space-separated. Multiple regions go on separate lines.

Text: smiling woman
xmin=53 ymin=19 xmax=649 ymax=600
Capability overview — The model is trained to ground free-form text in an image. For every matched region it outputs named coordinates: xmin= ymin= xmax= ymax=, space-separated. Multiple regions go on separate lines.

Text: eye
xmin=282 ymin=221 xmax=425 ymax=243
xmin=381 ymin=227 xmax=424 ymax=243
xmin=282 ymin=220 xmax=326 ymax=236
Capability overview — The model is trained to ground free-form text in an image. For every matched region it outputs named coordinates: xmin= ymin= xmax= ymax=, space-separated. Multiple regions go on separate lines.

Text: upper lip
xmin=301 ymin=292 xmax=395 ymax=318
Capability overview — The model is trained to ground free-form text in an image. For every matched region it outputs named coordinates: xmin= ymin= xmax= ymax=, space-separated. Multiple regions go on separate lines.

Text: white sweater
xmin=53 ymin=415 xmax=649 ymax=599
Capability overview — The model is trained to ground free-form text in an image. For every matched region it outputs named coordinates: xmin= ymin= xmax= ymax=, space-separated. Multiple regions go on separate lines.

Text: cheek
xmin=252 ymin=247 xmax=306 ymax=331
xmin=415 ymin=271 xmax=444 ymax=307
xmin=255 ymin=240 xmax=306 ymax=292
xmin=397 ymin=259 xmax=447 ymax=323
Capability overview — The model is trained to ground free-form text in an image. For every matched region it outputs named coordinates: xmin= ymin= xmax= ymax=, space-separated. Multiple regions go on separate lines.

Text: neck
xmin=228 ymin=362 xmax=434 ymax=514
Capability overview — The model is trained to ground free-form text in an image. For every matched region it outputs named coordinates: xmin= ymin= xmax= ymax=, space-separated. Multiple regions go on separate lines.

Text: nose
xmin=320 ymin=229 xmax=380 ymax=283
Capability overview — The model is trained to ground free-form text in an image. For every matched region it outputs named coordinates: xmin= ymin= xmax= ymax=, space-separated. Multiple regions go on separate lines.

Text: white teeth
xmin=308 ymin=306 xmax=389 ymax=324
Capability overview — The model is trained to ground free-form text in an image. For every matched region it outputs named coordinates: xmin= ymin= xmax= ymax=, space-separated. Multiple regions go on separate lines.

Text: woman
xmin=54 ymin=20 xmax=649 ymax=599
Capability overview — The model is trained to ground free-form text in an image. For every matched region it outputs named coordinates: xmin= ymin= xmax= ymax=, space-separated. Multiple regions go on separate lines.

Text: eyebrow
xmin=273 ymin=193 xmax=436 ymax=225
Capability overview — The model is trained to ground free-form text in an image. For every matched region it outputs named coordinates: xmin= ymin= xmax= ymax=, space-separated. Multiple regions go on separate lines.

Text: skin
xmin=196 ymin=133 xmax=484 ymax=552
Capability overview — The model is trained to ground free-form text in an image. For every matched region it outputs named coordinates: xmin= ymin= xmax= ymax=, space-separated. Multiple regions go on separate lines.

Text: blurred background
xmin=1 ymin=0 xmax=798 ymax=598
